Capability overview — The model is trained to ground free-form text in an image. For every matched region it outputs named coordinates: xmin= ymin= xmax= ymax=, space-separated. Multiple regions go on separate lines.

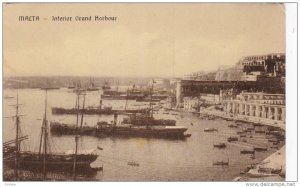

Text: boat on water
xmin=50 ymin=119 xmax=187 ymax=139
xmin=7 ymin=150 xmax=98 ymax=170
xmin=52 ymin=98 xmax=148 ymax=116
xmin=4 ymin=91 xmax=98 ymax=180
xmin=253 ymin=147 xmax=268 ymax=151
xmin=255 ymin=130 xmax=266 ymax=133
xmin=86 ymin=79 xmax=99 ymax=91
xmin=51 ymin=81 xmax=188 ymax=139
xmin=213 ymin=143 xmax=226 ymax=148
xmin=128 ymin=161 xmax=140 ymax=167
xmin=122 ymin=112 xmax=176 ymax=126
xmin=213 ymin=160 xmax=229 ymax=166
xmin=204 ymin=128 xmax=218 ymax=132
xmin=227 ymin=136 xmax=238 ymax=142
xmin=95 ymin=118 xmax=188 ymax=139
xmin=240 ymin=149 xmax=255 ymax=154
xmin=67 ymin=80 xmax=77 ymax=89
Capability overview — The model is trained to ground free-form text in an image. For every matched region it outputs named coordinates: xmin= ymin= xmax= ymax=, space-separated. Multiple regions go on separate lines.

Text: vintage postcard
xmin=2 ymin=2 xmax=295 ymax=184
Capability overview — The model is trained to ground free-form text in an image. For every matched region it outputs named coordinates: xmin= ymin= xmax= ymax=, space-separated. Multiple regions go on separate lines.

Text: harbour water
xmin=3 ymin=88 xmax=284 ymax=181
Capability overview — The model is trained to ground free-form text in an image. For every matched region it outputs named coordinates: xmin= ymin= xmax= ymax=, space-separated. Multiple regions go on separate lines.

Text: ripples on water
xmin=3 ymin=89 xmax=283 ymax=181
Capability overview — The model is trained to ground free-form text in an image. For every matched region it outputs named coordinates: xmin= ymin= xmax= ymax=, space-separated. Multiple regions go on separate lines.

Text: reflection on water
xmin=3 ymin=89 xmax=283 ymax=181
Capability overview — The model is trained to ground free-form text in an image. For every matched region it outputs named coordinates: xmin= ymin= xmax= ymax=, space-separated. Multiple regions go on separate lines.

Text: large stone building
xmin=222 ymin=92 xmax=285 ymax=122
xmin=176 ymin=53 xmax=285 ymax=105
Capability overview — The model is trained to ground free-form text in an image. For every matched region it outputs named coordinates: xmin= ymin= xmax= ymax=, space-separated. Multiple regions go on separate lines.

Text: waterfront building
xmin=176 ymin=53 xmax=285 ymax=105
xmin=183 ymin=97 xmax=200 ymax=112
xmin=222 ymin=92 xmax=285 ymax=123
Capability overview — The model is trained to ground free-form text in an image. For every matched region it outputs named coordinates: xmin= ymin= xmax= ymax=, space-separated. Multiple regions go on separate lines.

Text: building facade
xmin=183 ymin=97 xmax=200 ymax=112
xmin=222 ymin=92 xmax=285 ymax=122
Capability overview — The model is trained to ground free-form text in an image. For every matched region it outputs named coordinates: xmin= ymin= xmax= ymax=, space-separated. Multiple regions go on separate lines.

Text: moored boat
xmin=204 ymin=128 xmax=218 ymax=132
xmin=213 ymin=160 xmax=229 ymax=166
xmin=4 ymin=91 xmax=99 ymax=180
xmin=95 ymin=120 xmax=188 ymax=139
xmin=213 ymin=143 xmax=226 ymax=148
xmin=240 ymin=149 xmax=255 ymax=154
xmin=253 ymin=147 xmax=268 ymax=151
xmin=227 ymin=136 xmax=238 ymax=142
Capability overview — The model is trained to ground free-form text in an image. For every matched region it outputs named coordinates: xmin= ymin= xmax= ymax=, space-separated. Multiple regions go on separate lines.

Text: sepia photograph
xmin=2 ymin=2 xmax=296 ymax=183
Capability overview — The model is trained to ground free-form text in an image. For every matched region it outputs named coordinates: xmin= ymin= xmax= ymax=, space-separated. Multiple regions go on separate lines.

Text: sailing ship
xmin=101 ymin=80 xmax=111 ymax=90
xmin=95 ymin=81 xmax=188 ymax=138
xmin=67 ymin=80 xmax=77 ymax=89
xmin=86 ymin=79 xmax=99 ymax=91
xmin=51 ymin=91 xmax=148 ymax=115
xmin=51 ymin=81 xmax=188 ymax=139
xmin=4 ymin=90 xmax=98 ymax=180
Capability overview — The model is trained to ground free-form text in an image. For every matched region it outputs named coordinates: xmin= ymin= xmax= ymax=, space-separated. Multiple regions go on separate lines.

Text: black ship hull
xmin=96 ymin=126 xmax=188 ymax=139
xmin=50 ymin=122 xmax=188 ymax=139
xmin=52 ymin=107 xmax=148 ymax=115
xmin=5 ymin=152 xmax=98 ymax=171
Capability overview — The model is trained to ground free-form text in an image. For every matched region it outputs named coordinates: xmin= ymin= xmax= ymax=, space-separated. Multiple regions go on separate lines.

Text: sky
xmin=3 ymin=3 xmax=285 ymax=77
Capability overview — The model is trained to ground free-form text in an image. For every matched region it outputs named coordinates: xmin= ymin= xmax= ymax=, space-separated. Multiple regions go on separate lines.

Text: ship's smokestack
xmin=99 ymin=99 xmax=102 ymax=110
xmin=113 ymin=113 xmax=118 ymax=127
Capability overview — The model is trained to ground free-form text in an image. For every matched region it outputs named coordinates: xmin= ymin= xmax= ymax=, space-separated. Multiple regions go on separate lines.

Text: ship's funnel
xmin=99 ymin=99 xmax=102 ymax=110
xmin=113 ymin=113 xmax=118 ymax=127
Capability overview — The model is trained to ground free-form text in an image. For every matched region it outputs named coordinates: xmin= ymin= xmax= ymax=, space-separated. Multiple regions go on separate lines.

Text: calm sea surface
xmin=3 ymin=88 xmax=283 ymax=181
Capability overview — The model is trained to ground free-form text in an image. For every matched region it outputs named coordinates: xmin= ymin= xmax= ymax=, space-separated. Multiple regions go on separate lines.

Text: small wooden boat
xmin=253 ymin=147 xmax=268 ymax=151
xmin=243 ymin=129 xmax=252 ymax=133
xmin=204 ymin=128 xmax=218 ymax=132
xmin=213 ymin=143 xmax=226 ymax=148
xmin=240 ymin=149 xmax=255 ymax=154
xmin=128 ymin=161 xmax=140 ymax=167
xmin=213 ymin=160 xmax=229 ymax=166
xmin=255 ymin=130 xmax=265 ymax=133
xmin=227 ymin=136 xmax=238 ymax=142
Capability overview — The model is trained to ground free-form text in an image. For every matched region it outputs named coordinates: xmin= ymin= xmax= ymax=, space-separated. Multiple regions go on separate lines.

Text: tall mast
xmin=73 ymin=92 xmax=80 ymax=180
xmin=76 ymin=93 xmax=80 ymax=128
xmin=73 ymin=92 xmax=86 ymax=180
xmin=124 ymin=88 xmax=129 ymax=113
xmin=43 ymin=89 xmax=48 ymax=180
xmin=14 ymin=92 xmax=20 ymax=180
xmin=149 ymin=80 xmax=154 ymax=118
xmin=79 ymin=94 xmax=86 ymax=130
